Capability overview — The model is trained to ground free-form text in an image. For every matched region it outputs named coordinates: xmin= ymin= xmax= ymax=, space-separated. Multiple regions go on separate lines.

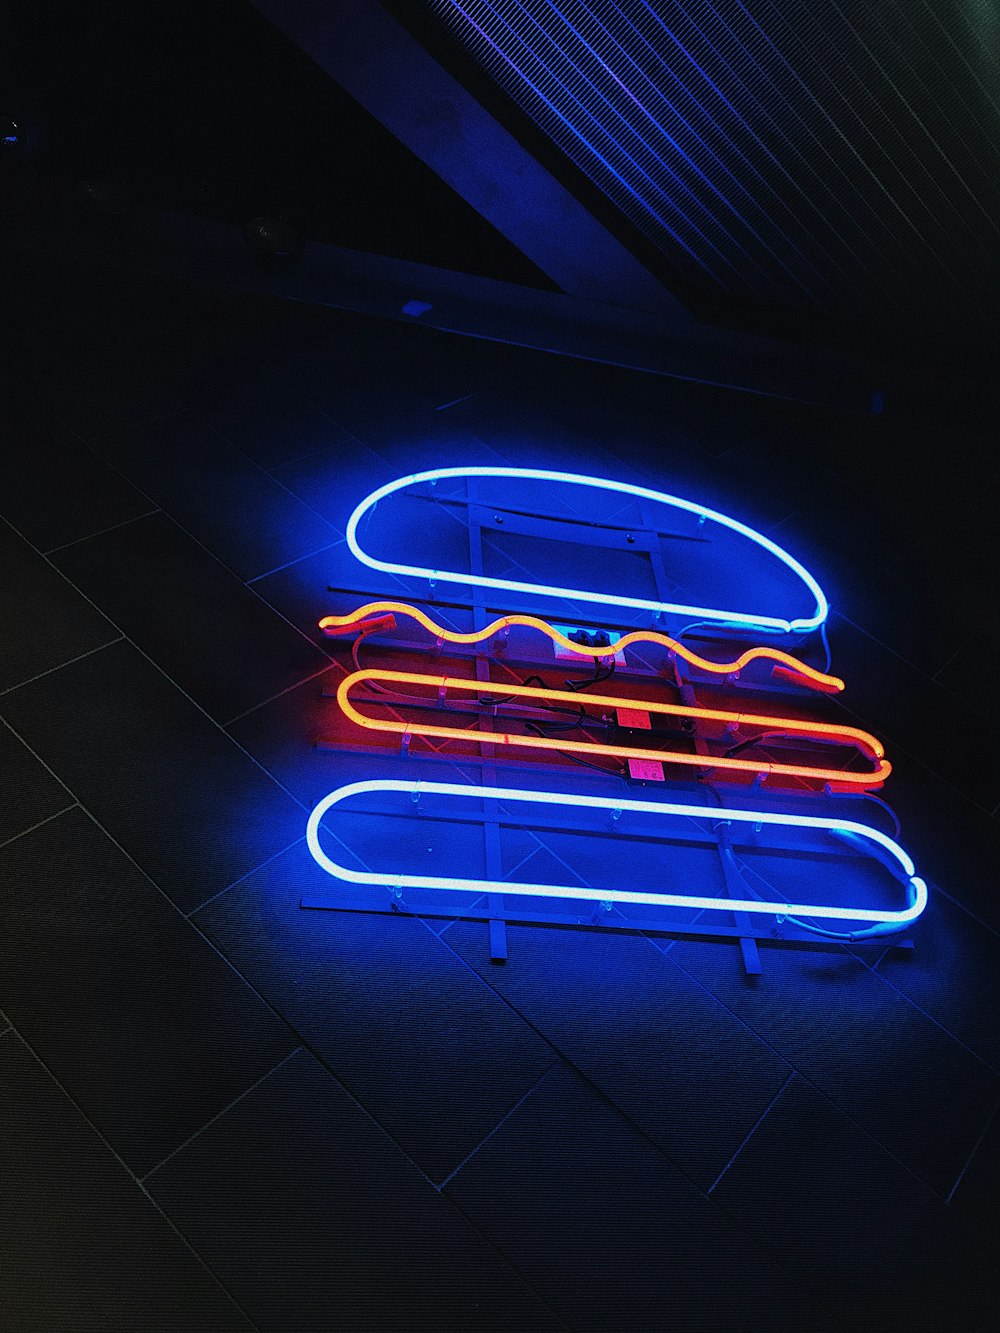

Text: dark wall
xmin=0 ymin=0 xmax=555 ymax=287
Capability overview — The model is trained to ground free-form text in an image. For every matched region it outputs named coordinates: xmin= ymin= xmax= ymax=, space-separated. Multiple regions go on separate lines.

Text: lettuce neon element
xmin=306 ymin=780 xmax=926 ymax=927
xmin=345 ymin=467 xmax=828 ymax=633
xmin=318 ymin=600 xmax=844 ymax=692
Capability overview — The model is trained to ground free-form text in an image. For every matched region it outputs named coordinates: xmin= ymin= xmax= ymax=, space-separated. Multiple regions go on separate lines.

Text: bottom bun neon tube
xmin=306 ymin=779 xmax=926 ymax=927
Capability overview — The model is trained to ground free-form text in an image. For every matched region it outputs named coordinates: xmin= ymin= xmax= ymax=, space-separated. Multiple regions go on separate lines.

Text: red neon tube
xmin=333 ymin=669 xmax=890 ymax=790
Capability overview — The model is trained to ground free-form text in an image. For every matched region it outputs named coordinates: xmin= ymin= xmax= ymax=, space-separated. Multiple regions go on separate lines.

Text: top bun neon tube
xmin=345 ymin=467 xmax=829 ymax=634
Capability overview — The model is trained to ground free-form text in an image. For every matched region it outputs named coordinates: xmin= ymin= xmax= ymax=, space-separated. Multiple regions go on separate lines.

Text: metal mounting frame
xmin=311 ymin=480 xmax=909 ymax=971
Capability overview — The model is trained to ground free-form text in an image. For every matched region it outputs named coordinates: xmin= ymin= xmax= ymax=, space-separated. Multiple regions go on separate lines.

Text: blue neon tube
xmin=344 ymin=467 xmax=828 ymax=634
xmin=306 ymin=779 xmax=925 ymax=926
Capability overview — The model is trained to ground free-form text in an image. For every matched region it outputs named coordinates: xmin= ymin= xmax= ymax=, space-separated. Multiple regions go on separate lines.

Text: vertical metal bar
xmin=640 ymin=518 xmax=673 ymax=617
xmin=714 ymin=824 xmax=764 ymax=976
xmin=466 ymin=477 xmax=508 ymax=962
xmin=637 ymin=499 xmax=761 ymax=975
xmin=677 ymin=674 xmax=762 ymax=975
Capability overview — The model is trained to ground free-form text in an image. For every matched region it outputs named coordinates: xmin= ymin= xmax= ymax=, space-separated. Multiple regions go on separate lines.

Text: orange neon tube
xmin=318 ymin=601 xmax=844 ymax=693
xmin=334 ymin=669 xmax=890 ymax=790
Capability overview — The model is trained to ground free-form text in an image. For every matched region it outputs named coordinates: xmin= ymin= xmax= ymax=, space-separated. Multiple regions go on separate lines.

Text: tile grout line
xmin=0 ymin=802 xmax=80 ymax=853
xmin=870 ymin=944 xmax=891 ymax=971
xmin=425 ymin=916 xmax=759 ymax=1203
xmin=187 ymin=837 xmax=307 ymax=919
xmin=1 ymin=512 xmax=314 ymax=814
xmin=73 ymin=403 xmax=189 ymax=444
xmin=141 ymin=1047 xmax=304 ymax=1183
xmin=43 ymin=508 xmax=162 ymax=555
xmin=897 ymin=875 xmax=1000 ymax=948
xmin=930 ymin=632 xmax=975 ymax=683
xmin=0 ymin=711 xmax=515 ymax=1228
xmin=0 ymin=719 xmax=77 ymax=805
xmin=663 ymin=947 xmax=978 ymax=1204
xmin=262 ymin=432 xmax=356 ymax=477
xmin=244 ymin=538 xmax=345 ymax=587
xmin=424 ymin=918 xmax=840 ymax=1306
xmin=435 ymin=1064 xmax=557 ymax=1193
xmin=189 ymin=890 xmax=573 ymax=1332
xmin=52 ymin=434 xmax=340 ymax=668
xmin=222 ymin=661 xmax=340 ymax=728
xmin=0 ymin=636 xmax=125 ymax=700
xmin=655 ymin=909 xmax=707 ymax=955
xmin=833 ymin=687 xmax=998 ymax=819
xmin=171 ymin=405 xmax=353 ymax=565
xmin=709 ymin=844 xmax=993 ymax=1068
xmin=4 ymin=626 xmax=311 ymax=818
xmin=0 ymin=716 xmax=314 ymax=1051
xmin=832 ymin=615 xmax=1000 ymax=780
xmin=204 ymin=367 xmax=357 ymax=449
xmin=835 ymin=608 xmax=956 ymax=680
xmin=434 ymin=393 xmax=476 ymax=412
xmin=946 ymin=1093 xmax=1000 ymax=1204
xmin=0 ymin=1025 xmax=264 ymax=1333
xmin=862 ymin=949 xmax=1000 ymax=1076
xmin=706 ymin=1071 xmax=796 ymax=1196
xmin=116 ymin=644 xmax=330 ymax=804
xmin=435 ymin=894 xmax=486 ymax=939
xmin=226 ymin=439 xmax=351 ymax=543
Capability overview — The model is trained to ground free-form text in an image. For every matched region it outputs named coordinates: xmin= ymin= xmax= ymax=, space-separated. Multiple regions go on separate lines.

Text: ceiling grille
xmin=421 ymin=0 xmax=1000 ymax=329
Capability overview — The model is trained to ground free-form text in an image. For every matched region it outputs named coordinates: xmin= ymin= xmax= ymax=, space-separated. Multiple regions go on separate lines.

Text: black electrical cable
xmin=547 ymin=748 xmax=625 ymax=776
xmin=522 ymin=705 xmax=589 ymax=733
xmin=564 ymin=658 xmax=616 ymax=691
xmin=723 ymin=729 xmax=793 ymax=758
xmin=352 ymin=637 xmax=610 ymax=741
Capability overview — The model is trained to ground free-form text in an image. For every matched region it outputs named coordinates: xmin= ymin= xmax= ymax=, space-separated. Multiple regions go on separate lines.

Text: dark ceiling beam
xmin=6 ymin=169 xmax=996 ymax=429
xmin=250 ymin=0 xmax=691 ymax=322
xmin=1 ymin=172 xmax=888 ymax=415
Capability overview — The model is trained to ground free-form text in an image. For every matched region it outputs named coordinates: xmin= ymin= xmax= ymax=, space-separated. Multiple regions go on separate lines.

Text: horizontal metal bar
xmin=407 ymin=488 xmax=706 ymax=546
xmin=470 ymin=503 xmax=665 ymax=553
xmin=299 ymin=891 xmax=913 ymax=949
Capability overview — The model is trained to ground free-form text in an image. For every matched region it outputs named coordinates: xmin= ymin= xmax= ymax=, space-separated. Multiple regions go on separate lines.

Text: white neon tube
xmin=344 ymin=467 xmax=828 ymax=634
xmin=306 ymin=779 xmax=925 ymax=926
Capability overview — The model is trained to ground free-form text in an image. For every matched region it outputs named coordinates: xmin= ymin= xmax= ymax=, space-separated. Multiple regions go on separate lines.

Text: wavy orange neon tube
xmin=334 ymin=669 xmax=890 ymax=790
xmin=318 ymin=602 xmax=844 ymax=693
